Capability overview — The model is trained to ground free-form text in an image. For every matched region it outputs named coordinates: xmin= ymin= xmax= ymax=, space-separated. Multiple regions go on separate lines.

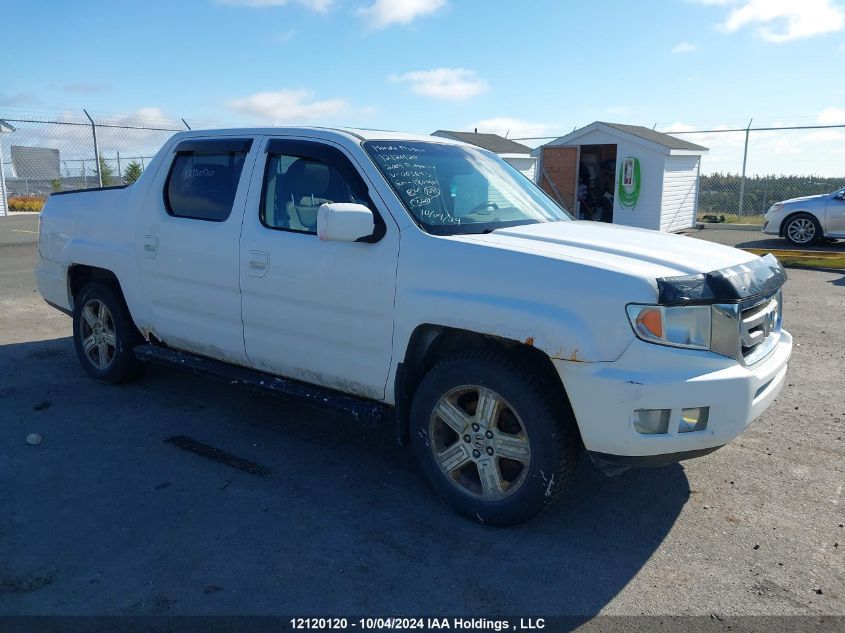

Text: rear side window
xmin=165 ymin=138 xmax=252 ymax=221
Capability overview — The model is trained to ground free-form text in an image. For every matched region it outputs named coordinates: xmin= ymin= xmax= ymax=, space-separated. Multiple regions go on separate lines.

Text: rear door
xmin=239 ymin=137 xmax=399 ymax=400
xmin=136 ymin=137 xmax=258 ymax=364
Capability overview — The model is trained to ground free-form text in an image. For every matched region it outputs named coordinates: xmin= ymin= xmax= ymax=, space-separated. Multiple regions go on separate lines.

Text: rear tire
xmin=409 ymin=351 xmax=580 ymax=526
xmin=783 ymin=213 xmax=822 ymax=246
xmin=72 ymin=282 xmax=148 ymax=384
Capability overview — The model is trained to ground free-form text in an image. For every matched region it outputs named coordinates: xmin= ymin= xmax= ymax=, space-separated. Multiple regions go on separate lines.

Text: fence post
xmin=116 ymin=150 xmax=122 ymax=184
xmin=737 ymin=118 xmax=752 ymax=216
xmin=0 ymin=135 xmax=7 ymax=217
xmin=83 ymin=109 xmax=103 ymax=188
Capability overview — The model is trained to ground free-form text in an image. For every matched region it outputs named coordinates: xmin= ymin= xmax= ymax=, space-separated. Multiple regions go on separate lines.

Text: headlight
xmin=766 ymin=203 xmax=783 ymax=216
xmin=626 ymin=304 xmax=712 ymax=350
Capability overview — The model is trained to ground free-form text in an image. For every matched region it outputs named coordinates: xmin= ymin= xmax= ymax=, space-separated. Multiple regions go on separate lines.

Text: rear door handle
xmin=142 ymin=235 xmax=159 ymax=259
xmin=247 ymin=250 xmax=269 ymax=277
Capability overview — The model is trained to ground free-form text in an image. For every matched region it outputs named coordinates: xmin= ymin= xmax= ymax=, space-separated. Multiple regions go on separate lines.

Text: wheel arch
xmin=393 ymin=324 xmax=576 ymax=446
xmin=68 ymin=264 xmax=126 ymax=312
xmin=779 ymin=210 xmax=821 ymax=238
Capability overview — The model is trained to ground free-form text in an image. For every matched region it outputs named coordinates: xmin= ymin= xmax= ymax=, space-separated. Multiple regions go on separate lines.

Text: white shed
xmin=431 ymin=130 xmax=537 ymax=181
xmin=532 ymin=122 xmax=708 ymax=232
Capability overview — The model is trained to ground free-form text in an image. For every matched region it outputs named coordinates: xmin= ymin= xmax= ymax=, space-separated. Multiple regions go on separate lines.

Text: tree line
xmin=698 ymin=172 xmax=845 ymax=215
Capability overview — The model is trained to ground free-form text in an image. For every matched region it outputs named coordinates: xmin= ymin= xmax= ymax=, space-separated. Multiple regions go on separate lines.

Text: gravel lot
xmin=0 ymin=227 xmax=842 ymax=618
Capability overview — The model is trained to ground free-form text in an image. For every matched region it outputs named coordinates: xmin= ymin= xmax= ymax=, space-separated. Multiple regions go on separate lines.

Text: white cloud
xmin=228 ymin=89 xmax=347 ymax=122
xmin=63 ymin=82 xmax=108 ymax=94
xmin=468 ymin=117 xmax=558 ymax=140
xmin=390 ymin=67 xmax=486 ymax=101
xmin=359 ymin=0 xmax=445 ymax=29
xmin=217 ymin=0 xmax=333 ymax=12
xmin=672 ymin=41 xmax=697 ymax=53
xmin=817 ymin=106 xmax=845 ymax=124
xmin=691 ymin=0 xmax=845 ymax=42
xmin=132 ymin=107 xmax=170 ymax=123
xmin=661 ymin=122 xmax=699 ymax=134
xmin=277 ymin=29 xmax=296 ymax=42
xmin=0 ymin=91 xmax=39 ymax=106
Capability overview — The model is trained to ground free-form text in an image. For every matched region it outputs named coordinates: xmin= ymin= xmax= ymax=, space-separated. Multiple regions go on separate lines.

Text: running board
xmin=134 ymin=344 xmax=388 ymax=427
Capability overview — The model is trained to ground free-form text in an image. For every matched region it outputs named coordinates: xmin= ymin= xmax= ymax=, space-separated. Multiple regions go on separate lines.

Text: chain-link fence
xmin=4 ymin=113 xmax=844 ymax=220
xmin=0 ymin=110 xmax=187 ymax=215
xmin=664 ymin=123 xmax=845 ymax=218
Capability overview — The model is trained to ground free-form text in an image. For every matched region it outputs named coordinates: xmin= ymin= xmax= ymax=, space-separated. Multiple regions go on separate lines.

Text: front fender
xmin=398 ymin=288 xmax=604 ymax=363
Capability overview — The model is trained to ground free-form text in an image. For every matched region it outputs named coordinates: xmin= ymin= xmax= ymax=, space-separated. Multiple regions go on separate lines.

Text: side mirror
xmin=317 ymin=203 xmax=376 ymax=242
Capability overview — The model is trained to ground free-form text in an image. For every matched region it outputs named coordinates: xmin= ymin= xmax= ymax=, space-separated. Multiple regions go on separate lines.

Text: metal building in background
xmin=10 ymin=145 xmax=61 ymax=180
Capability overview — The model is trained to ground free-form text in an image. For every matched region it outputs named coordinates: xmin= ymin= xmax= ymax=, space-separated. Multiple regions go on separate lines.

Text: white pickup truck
xmin=36 ymin=127 xmax=792 ymax=525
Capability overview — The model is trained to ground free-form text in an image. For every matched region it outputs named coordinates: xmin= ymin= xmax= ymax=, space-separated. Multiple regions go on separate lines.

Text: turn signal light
xmin=636 ymin=308 xmax=664 ymax=339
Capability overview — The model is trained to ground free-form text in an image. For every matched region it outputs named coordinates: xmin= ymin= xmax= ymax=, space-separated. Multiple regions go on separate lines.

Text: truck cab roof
xmin=170 ymin=127 xmax=469 ymax=147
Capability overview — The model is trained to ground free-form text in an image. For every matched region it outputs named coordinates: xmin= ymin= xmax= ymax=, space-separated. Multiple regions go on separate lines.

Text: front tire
xmin=72 ymin=282 xmax=147 ymax=383
xmin=409 ymin=351 xmax=580 ymax=526
xmin=783 ymin=213 xmax=822 ymax=246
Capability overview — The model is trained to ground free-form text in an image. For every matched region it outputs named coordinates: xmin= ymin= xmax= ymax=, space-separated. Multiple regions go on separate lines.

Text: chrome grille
xmin=739 ymin=291 xmax=782 ymax=365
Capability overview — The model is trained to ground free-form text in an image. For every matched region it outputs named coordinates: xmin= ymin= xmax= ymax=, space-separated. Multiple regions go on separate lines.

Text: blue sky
xmin=2 ymin=0 xmax=845 ymax=150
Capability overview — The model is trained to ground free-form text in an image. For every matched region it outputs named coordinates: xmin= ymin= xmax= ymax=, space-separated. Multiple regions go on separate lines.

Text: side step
xmin=134 ymin=344 xmax=388 ymax=427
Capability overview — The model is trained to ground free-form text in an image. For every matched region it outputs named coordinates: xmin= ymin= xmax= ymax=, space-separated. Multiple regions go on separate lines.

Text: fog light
xmin=679 ymin=407 xmax=709 ymax=433
xmin=633 ymin=409 xmax=670 ymax=434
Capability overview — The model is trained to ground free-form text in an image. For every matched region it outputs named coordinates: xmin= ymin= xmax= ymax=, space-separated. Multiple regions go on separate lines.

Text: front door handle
xmin=248 ymin=250 xmax=270 ymax=277
xmin=142 ymin=235 xmax=159 ymax=259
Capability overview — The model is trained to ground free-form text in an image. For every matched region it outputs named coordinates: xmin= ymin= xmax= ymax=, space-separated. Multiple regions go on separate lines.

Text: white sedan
xmin=763 ymin=187 xmax=845 ymax=246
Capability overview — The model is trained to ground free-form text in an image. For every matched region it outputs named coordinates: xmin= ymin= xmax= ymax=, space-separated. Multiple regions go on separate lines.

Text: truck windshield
xmin=363 ymin=140 xmax=571 ymax=235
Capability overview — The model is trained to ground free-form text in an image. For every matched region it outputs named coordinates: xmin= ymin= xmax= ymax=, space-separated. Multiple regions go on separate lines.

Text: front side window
xmin=363 ymin=141 xmax=570 ymax=235
xmin=165 ymin=141 xmax=250 ymax=221
xmin=261 ymin=143 xmax=373 ymax=234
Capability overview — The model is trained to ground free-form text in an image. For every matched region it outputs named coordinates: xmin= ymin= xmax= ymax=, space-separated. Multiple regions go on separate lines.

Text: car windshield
xmin=363 ymin=140 xmax=571 ymax=235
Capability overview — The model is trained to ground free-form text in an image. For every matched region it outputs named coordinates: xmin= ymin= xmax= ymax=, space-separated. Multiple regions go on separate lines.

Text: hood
xmin=454 ymin=221 xmax=757 ymax=280
xmin=777 ymin=193 xmax=828 ymax=205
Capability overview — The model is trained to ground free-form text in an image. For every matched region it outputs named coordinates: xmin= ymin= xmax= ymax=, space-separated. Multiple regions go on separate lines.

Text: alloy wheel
xmin=79 ymin=299 xmax=117 ymax=369
xmin=429 ymin=385 xmax=531 ymax=500
xmin=787 ymin=217 xmax=816 ymax=244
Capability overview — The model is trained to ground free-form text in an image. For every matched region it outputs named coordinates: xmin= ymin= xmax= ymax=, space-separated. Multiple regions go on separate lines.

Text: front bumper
xmin=554 ymin=330 xmax=792 ymax=463
xmin=762 ymin=211 xmax=784 ymax=235
xmin=762 ymin=220 xmax=779 ymax=236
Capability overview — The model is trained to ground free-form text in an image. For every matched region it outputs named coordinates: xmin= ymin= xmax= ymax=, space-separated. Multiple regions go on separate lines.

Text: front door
xmin=239 ymin=137 xmax=399 ymax=400
xmin=136 ymin=137 xmax=257 ymax=364
xmin=825 ymin=191 xmax=845 ymax=235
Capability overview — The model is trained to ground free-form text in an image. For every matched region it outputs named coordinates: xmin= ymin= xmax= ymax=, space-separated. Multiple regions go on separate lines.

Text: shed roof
xmin=432 ymin=130 xmax=533 ymax=154
xmin=538 ymin=121 xmax=707 ymax=155
xmin=599 ymin=122 xmax=707 ymax=151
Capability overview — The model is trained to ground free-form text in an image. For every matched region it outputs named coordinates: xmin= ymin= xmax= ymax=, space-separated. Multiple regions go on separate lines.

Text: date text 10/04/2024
xmin=290 ymin=618 xmax=547 ymax=631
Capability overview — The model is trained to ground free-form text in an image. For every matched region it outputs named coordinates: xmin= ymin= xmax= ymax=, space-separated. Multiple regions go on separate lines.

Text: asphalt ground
xmin=0 ymin=214 xmax=39 ymax=246
xmin=689 ymin=226 xmax=844 ymax=252
xmin=0 ymin=222 xmax=842 ymax=619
